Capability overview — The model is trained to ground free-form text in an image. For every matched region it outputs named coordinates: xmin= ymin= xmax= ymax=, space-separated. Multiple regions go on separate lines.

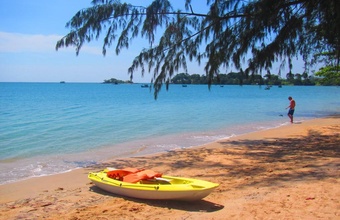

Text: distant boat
xmin=182 ymin=84 xmax=187 ymax=87
xmin=141 ymin=84 xmax=149 ymax=88
xmin=60 ymin=81 xmax=65 ymax=84
xmin=264 ymin=85 xmax=270 ymax=90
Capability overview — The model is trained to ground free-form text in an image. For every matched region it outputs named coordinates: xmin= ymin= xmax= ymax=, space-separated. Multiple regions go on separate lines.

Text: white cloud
xmin=0 ymin=32 xmax=102 ymax=55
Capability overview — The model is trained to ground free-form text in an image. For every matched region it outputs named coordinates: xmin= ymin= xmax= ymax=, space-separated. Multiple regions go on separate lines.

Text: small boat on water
xmin=141 ymin=84 xmax=149 ymax=88
xmin=88 ymin=168 xmax=219 ymax=201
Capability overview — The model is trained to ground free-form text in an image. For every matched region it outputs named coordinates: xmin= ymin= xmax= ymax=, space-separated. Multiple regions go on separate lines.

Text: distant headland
xmin=103 ymin=71 xmax=334 ymax=86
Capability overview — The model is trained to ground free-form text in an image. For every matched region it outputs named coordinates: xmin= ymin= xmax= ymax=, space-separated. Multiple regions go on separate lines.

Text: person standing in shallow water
xmin=286 ymin=96 xmax=296 ymax=123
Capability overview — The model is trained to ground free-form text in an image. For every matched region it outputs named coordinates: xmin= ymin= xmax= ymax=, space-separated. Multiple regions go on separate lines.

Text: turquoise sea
xmin=0 ymin=82 xmax=339 ymax=185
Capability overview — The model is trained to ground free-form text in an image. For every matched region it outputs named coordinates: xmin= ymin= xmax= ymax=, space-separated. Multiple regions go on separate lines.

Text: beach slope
xmin=0 ymin=116 xmax=339 ymax=219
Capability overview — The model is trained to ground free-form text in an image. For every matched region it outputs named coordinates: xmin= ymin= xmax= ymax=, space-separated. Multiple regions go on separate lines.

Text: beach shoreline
xmin=0 ymin=116 xmax=339 ymax=219
xmin=0 ymin=118 xmax=293 ymax=186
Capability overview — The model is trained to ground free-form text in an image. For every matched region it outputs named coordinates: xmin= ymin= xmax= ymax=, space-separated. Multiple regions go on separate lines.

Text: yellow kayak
xmin=88 ymin=169 xmax=219 ymax=201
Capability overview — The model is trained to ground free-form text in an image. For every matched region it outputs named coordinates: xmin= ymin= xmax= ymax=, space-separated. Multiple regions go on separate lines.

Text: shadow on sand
xmin=85 ymin=117 xmax=339 ymax=210
xmin=88 ymin=185 xmax=224 ymax=212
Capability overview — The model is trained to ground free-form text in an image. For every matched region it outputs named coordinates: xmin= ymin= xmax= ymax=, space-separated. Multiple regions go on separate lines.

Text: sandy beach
xmin=0 ymin=116 xmax=339 ymax=220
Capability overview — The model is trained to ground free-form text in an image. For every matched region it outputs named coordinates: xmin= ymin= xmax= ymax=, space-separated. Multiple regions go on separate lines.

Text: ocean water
xmin=0 ymin=82 xmax=339 ymax=185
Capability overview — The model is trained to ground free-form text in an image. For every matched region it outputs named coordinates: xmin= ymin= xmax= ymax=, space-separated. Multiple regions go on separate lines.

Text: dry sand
xmin=0 ymin=116 xmax=339 ymax=219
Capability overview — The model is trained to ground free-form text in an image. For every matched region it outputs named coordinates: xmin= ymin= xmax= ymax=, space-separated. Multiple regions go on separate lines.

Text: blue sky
xmin=0 ymin=0 xmax=159 ymax=83
xmin=0 ymin=1 xmax=314 ymax=83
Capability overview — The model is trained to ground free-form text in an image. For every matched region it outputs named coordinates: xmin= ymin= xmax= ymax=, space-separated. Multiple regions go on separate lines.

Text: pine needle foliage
xmin=56 ymin=0 xmax=340 ymax=98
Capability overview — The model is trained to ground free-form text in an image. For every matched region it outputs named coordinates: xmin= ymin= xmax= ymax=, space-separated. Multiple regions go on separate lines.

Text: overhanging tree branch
xmin=56 ymin=0 xmax=340 ymax=98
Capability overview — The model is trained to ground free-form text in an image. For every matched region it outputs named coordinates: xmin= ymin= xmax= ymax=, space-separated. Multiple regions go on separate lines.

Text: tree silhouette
xmin=56 ymin=0 xmax=340 ymax=98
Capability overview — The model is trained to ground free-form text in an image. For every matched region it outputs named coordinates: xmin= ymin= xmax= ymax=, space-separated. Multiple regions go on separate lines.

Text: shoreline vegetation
xmin=103 ymin=72 xmax=339 ymax=86
xmin=0 ymin=116 xmax=339 ymax=219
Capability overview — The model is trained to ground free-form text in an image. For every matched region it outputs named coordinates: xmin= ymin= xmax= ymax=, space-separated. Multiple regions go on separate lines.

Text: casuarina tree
xmin=56 ymin=0 xmax=340 ymax=98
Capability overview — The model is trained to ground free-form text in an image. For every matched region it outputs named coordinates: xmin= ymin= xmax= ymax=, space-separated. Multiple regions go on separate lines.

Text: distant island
xmin=103 ymin=78 xmax=133 ymax=84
